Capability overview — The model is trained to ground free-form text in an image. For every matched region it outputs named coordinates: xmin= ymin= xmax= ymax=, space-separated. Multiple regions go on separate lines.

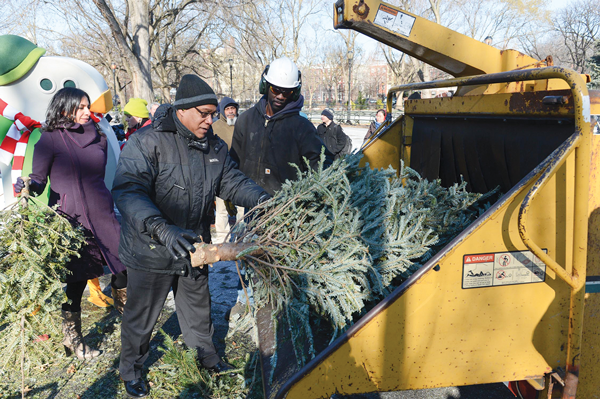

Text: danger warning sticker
xmin=373 ymin=5 xmax=416 ymax=37
xmin=462 ymin=250 xmax=546 ymax=289
xmin=464 ymin=254 xmax=494 ymax=264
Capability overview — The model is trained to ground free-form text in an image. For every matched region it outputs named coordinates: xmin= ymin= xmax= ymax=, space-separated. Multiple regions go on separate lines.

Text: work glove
xmin=257 ymin=193 xmax=272 ymax=206
xmin=14 ymin=177 xmax=43 ymax=195
xmin=146 ymin=218 xmax=200 ymax=260
xmin=246 ymin=193 xmax=272 ymax=223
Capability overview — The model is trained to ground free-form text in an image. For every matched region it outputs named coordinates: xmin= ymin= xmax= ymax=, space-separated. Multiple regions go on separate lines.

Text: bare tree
xmin=552 ymin=0 xmax=600 ymax=73
xmin=149 ymin=0 xmax=221 ymax=100
xmin=27 ymin=0 xmax=228 ymax=103
xmin=84 ymin=0 xmax=152 ymax=100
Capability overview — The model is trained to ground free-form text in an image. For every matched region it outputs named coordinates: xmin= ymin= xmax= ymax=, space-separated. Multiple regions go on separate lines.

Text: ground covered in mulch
xmin=1 ymin=260 xmax=262 ymax=399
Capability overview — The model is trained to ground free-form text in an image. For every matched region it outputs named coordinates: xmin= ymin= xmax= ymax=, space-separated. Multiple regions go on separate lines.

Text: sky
xmin=549 ymin=0 xmax=573 ymax=9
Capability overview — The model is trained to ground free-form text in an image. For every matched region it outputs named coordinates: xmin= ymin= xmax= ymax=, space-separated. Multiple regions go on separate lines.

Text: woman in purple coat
xmin=15 ymin=87 xmax=126 ymax=360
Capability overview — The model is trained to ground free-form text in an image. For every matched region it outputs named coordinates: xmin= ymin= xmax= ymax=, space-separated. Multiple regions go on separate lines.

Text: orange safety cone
xmin=87 ymin=278 xmax=114 ymax=307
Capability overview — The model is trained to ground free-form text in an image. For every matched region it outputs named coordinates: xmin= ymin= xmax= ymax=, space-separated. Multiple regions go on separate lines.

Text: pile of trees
xmin=192 ymin=153 xmax=494 ymax=365
xmin=0 ymin=193 xmax=85 ymax=393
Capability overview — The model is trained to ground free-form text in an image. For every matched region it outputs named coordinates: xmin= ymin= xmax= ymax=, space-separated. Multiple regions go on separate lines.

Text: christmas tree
xmin=191 ymin=152 xmax=493 ymax=368
xmin=0 ymin=188 xmax=86 ymax=395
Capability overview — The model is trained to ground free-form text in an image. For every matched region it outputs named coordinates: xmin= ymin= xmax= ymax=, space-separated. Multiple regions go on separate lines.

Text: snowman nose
xmin=90 ymin=89 xmax=113 ymax=114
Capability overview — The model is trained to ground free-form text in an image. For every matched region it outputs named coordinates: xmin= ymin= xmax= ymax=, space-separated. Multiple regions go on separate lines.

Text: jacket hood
xmin=219 ymin=96 xmax=239 ymax=123
xmin=219 ymin=97 xmax=238 ymax=113
xmin=257 ymin=94 xmax=304 ymax=120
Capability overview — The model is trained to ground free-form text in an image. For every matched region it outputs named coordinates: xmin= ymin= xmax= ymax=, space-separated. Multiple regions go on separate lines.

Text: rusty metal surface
xmin=352 ymin=0 xmax=369 ymax=18
xmin=386 ymin=67 xmax=586 ymax=115
xmin=561 ymin=373 xmax=578 ymax=399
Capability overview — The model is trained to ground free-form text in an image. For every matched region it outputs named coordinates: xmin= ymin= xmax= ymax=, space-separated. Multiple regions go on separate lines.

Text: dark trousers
xmin=62 ymin=281 xmax=88 ymax=312
xmin=119 ymin=267 xmax=220 ymax=380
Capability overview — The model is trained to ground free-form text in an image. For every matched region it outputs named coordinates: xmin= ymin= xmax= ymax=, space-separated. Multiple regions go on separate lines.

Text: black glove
xmin=13 ymin=177 xmax=25 ymax=193
xmin=257 ymin=193 xmax=272 ymax=206
xmin=146 ymin=218 xmax=199 ymax=260
xmin=14 ymin=177 xmax=42 ymax=195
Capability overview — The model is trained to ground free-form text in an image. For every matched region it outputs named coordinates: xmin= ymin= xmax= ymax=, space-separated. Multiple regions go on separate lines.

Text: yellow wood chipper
xmin=255 ymin=1 xmax=600 ymax=398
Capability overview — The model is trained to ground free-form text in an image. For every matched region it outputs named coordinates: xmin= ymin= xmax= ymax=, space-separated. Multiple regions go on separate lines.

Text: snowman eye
xmin=63 ymin=80 xmax=76 ymax=88
xmin=40 ymin=79 xmax=53 ymax=91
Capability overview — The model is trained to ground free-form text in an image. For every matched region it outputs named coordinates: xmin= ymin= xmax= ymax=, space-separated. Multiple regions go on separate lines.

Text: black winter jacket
xmin=112 ymin=105 xmax=267 ymax=276
xmin=230 ymin=96 xmax=333 ymax=195
xmin=316 ymin=121 xmax=348 ymax=159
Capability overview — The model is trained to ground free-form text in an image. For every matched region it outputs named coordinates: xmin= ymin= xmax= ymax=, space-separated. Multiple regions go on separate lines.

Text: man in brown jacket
xmin=212 ymin=97 xmax=245 ymax=243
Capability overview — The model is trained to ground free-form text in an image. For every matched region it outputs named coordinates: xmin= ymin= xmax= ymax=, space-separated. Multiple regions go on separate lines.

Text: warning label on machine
xmin=462 ymin=250 xmax=546 ymax=289
xmin=373 ymin=5 xmax=416 ymax=37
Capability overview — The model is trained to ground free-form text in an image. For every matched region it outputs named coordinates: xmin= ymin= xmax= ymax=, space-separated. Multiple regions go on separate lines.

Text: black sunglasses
xmin=269 ymin=85 xmax=294 ymax=97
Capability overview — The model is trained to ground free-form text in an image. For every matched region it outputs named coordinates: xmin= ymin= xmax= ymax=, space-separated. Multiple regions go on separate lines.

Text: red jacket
xmin=121 ymin=118 xmax=151 ymax=150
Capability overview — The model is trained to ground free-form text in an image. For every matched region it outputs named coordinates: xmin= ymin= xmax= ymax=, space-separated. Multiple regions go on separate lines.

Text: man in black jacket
xmin=112 ymin=74 xmax=269 ymax=398
xmin=317 ymin=108 xmax=351 ymax=160
xmin=230 ymin=56 xmax=333 ymax=195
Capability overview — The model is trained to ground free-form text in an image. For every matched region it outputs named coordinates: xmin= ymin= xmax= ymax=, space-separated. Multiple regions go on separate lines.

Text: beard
xmin=226 ymin=116 xmax=237 ymax=126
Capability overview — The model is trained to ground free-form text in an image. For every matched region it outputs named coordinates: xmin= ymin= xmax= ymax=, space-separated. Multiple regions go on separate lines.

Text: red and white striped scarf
xmin=90 ymin=112 xmax=104 ymax=123
xmin=0 ymin=99 xmax=41 ymax=190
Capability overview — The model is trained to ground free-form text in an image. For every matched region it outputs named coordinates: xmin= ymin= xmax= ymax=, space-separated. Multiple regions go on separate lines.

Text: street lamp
xmin=228 ymin=58 xmax=234 ymax=98
xmin=110 ymin=63 xmax=117 ymax=106
xmin=169 ymin=87 xmax=177 ymax=104
xmin=346 ymin=50 xmax=354 ymax=124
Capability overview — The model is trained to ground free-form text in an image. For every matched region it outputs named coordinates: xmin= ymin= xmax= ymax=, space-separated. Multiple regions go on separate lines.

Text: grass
xmin=0 ymin=278 xmax=262 ymax=399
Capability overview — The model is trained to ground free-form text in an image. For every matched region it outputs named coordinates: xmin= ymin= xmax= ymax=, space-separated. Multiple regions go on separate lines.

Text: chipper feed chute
xmin=255 ymin=67 xmax=600 ymax=399
xmin=253 ymin=1 xmax=600 ymax=397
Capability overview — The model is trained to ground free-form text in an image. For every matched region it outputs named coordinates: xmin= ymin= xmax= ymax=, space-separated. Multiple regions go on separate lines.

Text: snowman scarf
xmin=0 ymin=98 xmax=41 ymax=188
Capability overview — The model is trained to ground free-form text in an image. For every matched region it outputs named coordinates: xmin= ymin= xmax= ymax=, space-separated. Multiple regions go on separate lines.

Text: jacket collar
xmin=61 ymin=121 xmax=98 ymax=148
xmin=256 ymin=94 xmax=304 ymax=121
xmin=153 ymin=104 xmax=219 ymax=151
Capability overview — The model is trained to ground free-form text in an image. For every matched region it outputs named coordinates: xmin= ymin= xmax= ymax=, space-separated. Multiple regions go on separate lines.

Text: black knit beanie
xmin=321 ymin=108 xmax=334 ymax=121
xmin=174 ymin=74 xmax=218 ymax=110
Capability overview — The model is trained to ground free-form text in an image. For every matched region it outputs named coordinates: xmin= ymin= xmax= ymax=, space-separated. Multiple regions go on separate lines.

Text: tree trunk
xmin=92 ymin=0 xmax=154 ymax=102
xmin=190 ymin=242 xmax=264 ymax=267
xmin=128 ymin=0 xmax=153 ymax=100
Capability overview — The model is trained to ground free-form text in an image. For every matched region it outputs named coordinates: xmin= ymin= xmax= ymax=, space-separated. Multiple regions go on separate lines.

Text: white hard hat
xmin=264 ymin=57 xmax=300 ymax=88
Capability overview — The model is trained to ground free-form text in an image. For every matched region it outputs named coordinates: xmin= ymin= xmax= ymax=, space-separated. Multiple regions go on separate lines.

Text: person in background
xmin=228 ymin=56 xmax=333 ymax=320
xmin=230 ymin=56 xmax=332 ymax=196
xmin=14 ymin=87 xmax=127 ymax=359
xmin=147 ymin=102 xmax=160 ymax=120
xmin=123 ymin=98 xmax=151 ymax=141
xmin=363 ymin=108 xmax=386 ymax=143
xmin=112 ymin=74 xmax=270 ymax=398
xmin=317 ymin=108 xmax=351 ymax=160
xmin=211 ymin=97 xmax=245 ymax=244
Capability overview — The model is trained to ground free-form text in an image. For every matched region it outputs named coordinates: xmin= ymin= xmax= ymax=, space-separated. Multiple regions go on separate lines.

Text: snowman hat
xmin=0 ymin=35 xmax=46 ymax=86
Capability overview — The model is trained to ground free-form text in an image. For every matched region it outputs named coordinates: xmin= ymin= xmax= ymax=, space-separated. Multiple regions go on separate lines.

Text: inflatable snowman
xmin=0 ymin=34 xmax=120 ymax=206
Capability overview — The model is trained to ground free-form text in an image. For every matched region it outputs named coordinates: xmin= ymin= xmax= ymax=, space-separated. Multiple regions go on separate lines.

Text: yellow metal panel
xmin=577 ymin=128 xmax=600 ymax=398
xmin=360 ymin=118 xmax=402 ymax=172
xmin=284 ymin=160 xmax=574 ymax=398
xmin=403 ymin=90 xmax=574 ymax=118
